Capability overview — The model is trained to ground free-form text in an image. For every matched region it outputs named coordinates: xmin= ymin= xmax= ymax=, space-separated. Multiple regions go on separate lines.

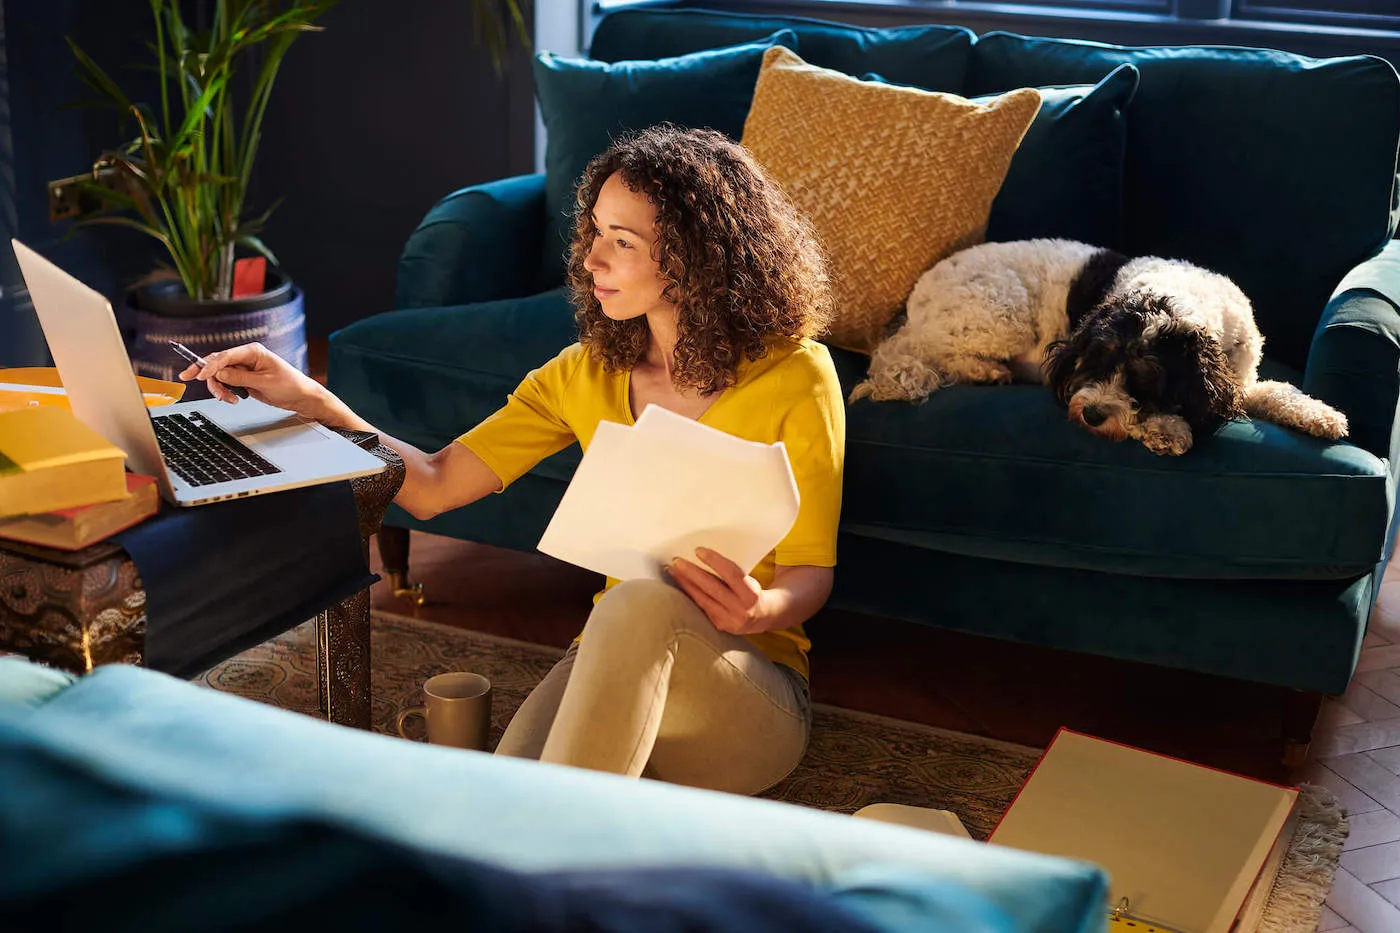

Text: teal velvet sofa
xmin=0 ymin=655 xmax=1108 ymax=931
xmin=327 ymin=8 xmax=1400 ymax=743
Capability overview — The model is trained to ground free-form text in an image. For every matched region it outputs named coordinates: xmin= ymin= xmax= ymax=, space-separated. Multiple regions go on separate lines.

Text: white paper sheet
xmin=537 ymin=404 xmax=800 ymax=581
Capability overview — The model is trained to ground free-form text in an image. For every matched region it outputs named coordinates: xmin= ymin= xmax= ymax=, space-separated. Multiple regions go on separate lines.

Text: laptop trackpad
xmin=240 ymin=417 xmax=332 ymax=457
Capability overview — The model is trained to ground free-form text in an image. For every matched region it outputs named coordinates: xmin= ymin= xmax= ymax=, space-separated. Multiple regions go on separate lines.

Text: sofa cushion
xmin=986 ymin=65 xmax=1138 ymax=249
xmin=829 ymin=347 xmax=1391 ymax=580
xmin=533 ymin=31 xmax=797 ymax=287
xmin=589 ymin=8 xmax=972 ymax=94
xmin=0 ymin=656 xmax=75 ymax=708
xmin=967 ymin=33 xmax=1400 ymax=371
xmin=865 ymin=64 xmax=1140 ymax=251
xmin=328 ymin=289 xmax=582 ymax=481
xmin=742 ymin=46 xmax=1041 ymax=352
xmin=7 ymin=666 xmax=1109 ymax=933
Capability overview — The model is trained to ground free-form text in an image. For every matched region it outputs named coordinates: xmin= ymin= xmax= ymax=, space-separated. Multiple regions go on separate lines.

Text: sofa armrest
xmin=395 ymin=173 xmax=547 ymax=310
xmin=1303 ymin=240 xmax=1400 ymax=462
xmin=23 ymin=664 xmax=1110 ymax=933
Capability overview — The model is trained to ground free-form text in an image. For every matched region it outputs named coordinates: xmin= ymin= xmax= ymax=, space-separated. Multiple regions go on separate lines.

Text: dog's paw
xmin=1141 ymin=435 xmax=1189 ymax=456
xmin=1138 ymin=417 xmax=1193 ymax=456
xmin=1313 ymin=408 xmax=1349 ymax=441
xmin=942 ymin=357 xmax=1012 ymax=385
xmin=854 ymin=353 xmax=946 ymax=402
xmin=1243 ymin=381 xmax=1350 ymax=441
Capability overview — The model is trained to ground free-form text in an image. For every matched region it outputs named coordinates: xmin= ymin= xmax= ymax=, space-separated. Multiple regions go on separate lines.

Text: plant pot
xmin=135 ymin=268 xmax=296 ymax=318
xmin=125 ymin=270 xmax=308 ymax=401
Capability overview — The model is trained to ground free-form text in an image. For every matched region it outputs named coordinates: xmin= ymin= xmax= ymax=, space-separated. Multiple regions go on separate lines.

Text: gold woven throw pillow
xmin=741 ymin=46 xmax=1041 ymax=352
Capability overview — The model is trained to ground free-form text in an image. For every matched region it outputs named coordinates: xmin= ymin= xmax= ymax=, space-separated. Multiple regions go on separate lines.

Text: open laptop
xmin=12 ymin=239 xmax=385 ymax=506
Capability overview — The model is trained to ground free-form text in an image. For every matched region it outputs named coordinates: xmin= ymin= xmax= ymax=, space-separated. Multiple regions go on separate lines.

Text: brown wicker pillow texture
xmin=741 ymin=46 xmax=1042 ymax=353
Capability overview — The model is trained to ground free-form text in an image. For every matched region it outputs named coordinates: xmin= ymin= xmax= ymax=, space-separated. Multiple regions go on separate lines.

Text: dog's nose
xmin=1082 ymin=406 xmax=1107 ymax=427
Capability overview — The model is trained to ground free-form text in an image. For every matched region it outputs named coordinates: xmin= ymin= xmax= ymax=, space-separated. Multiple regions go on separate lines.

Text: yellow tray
xmin=0 ymin=367 xmax=185 ymax=412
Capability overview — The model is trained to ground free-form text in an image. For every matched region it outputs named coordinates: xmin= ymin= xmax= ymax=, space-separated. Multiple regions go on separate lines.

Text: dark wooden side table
xmin=0 ymin=431 xmax=404 ymax=730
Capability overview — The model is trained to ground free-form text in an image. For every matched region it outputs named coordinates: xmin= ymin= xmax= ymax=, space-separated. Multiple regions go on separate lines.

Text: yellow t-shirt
xmin=456 ymin=337 xmax=845 ymax=680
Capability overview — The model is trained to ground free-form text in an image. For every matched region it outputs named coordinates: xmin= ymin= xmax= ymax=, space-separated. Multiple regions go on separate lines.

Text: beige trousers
xmin=495 ymin=578 xmax=812 ymax=795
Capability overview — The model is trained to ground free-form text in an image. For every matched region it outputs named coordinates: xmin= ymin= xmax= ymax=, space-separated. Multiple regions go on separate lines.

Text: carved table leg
xmin=316 ymin=588 xmax=372 ymax=729
xmin=320 ymin=436 xmax=404 ymax=730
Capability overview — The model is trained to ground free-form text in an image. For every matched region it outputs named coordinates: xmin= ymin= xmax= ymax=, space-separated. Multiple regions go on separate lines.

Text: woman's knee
xmin=586 ymin=578 xmax=709 ymax=643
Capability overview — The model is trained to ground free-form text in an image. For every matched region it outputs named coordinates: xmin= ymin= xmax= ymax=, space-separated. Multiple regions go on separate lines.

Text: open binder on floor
xmin=988 ymin=729 xmax=1298 ymax=933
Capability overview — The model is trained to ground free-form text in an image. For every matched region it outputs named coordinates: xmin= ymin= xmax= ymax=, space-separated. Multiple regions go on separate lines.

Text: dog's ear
xmin=1042 ymin=336 xmax=1078 ymax=405
xmin=1197 ymin=335 xmax=1245 ymax=425
xmin=1043 ymin=299 xmax=1110 ymax=405
xmin=1153 ymin=323 xmax=1244 ymax=430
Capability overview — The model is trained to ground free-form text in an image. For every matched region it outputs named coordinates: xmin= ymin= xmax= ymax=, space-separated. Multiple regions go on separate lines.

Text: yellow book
xmin=0 ymin=407 xmax=128 ymax=518
xmin=989 ymin=729 xmax=1297 ymax=933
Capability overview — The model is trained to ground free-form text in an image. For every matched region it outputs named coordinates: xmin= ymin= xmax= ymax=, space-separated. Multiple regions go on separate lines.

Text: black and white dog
xmin=850 ymin=239 xmax=1348 ymax=455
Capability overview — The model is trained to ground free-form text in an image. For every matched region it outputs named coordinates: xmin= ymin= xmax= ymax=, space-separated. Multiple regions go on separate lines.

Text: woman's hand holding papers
xmin=666 ymin=547 xmax=773 ymax=636
xmin=668 ymin=551 xmax=836 ymax=638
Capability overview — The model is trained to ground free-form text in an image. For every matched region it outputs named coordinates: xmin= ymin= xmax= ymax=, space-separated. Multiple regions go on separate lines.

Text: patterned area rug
xmin=196 ymin=610 xmax=1346 ymax=931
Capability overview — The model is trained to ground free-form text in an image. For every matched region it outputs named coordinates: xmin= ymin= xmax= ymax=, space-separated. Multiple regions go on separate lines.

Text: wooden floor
xmin=1306 ymin=562 xmax=1400 ymax=932
xmin=368 ymin=531 xmax=1400 ymax=932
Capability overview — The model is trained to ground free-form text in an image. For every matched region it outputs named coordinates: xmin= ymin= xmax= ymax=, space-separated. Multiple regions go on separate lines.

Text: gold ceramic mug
xmin=395 ymin=672 xmax=492 ymax=751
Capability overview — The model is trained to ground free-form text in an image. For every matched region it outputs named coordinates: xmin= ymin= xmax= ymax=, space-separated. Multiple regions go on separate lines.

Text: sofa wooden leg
xmin=1282 ymin=689 xmax=1324 ymax=770
xmin=378 ymin=525 xmax=424 ymax=606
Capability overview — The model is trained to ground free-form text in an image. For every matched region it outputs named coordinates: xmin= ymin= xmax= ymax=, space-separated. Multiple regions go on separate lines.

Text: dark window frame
xmin=968 ymin=0 xmax=1170 ymax=11
xmin=608 ymin=0 xmax=1400 ymax=34
xmin=590 ymin=0 xmax=1400 ymax=55
xmin=1233 ymin=0 xmax=1400 ymax=31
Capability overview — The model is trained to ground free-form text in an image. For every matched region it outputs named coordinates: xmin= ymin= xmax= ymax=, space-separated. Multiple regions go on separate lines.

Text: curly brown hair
xmin=568 ymin=124 xmax=831 ymax=395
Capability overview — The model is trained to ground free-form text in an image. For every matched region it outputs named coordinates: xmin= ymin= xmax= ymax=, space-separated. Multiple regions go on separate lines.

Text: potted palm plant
xmin=68 ymin=0 xmax=342 ymax=396
xmin=70 ymin=0 xmax=527 ymax=398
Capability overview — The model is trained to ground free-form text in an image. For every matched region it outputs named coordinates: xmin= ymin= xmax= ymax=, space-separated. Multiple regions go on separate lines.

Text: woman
xmin=182 ymin=125 xmax=845 ymax=795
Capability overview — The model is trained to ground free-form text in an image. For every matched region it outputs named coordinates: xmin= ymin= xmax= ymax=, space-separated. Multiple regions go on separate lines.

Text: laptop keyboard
xmin=152 ymin=411 xmax=282 ymax=488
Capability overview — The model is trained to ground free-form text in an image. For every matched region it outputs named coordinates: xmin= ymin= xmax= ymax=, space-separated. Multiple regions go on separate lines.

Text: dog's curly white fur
xmin=850 ymin=238 xmax=1348 ymax=455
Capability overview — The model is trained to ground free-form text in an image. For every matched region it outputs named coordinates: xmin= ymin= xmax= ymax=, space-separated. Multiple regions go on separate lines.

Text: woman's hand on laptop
xmin=179 ymin=342 xmax=347 ymax=425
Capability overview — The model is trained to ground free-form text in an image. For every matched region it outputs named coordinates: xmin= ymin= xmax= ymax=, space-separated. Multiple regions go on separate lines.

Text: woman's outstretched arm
xmin=181 ymin=342 xmax=501 ymax=519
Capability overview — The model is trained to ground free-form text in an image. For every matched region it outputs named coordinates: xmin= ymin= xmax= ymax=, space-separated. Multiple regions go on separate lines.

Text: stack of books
xmin=0 ymin=407 xmax=159 ymax=550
